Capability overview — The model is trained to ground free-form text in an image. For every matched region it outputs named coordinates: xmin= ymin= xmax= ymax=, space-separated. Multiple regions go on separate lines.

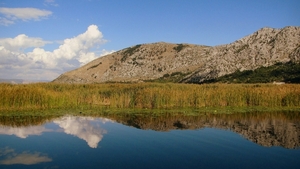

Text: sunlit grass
xmin=0 ymin=83 xmax=299 ymax=112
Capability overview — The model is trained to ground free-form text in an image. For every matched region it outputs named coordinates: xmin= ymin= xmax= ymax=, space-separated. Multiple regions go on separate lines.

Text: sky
xmin=0 ymin=0 xmax=299 ymax=81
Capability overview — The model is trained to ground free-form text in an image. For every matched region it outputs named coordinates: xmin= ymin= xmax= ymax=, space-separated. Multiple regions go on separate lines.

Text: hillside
xmin=53 ymin=26 xmax=300 ymax=84
xmin=205 ymin=62 xmax=300 ymax=83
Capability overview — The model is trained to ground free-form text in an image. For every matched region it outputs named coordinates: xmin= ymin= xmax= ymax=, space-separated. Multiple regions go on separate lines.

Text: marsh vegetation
xmin=0 ymin=83 xmax=299 ymax=112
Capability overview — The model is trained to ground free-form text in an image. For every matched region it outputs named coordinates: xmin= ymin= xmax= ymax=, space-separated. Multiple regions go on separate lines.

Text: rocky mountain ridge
xmin=53 ymin=26 xmax=300 ymax=83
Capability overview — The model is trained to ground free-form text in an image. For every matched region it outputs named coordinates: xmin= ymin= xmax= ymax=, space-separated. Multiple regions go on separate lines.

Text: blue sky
xmin=0 ymin=0 xmax=299 ymax=81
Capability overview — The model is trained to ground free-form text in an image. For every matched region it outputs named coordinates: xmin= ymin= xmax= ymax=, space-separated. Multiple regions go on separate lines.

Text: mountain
xmin=53 ymin=26 xmax=300 ymax=84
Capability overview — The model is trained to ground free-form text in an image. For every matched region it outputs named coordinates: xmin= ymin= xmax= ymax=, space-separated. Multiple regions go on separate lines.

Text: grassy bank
xmin=0 ymin=83 xmax=299 ymax=112
xmin=1 ymin=111 xmax=299 ymax=129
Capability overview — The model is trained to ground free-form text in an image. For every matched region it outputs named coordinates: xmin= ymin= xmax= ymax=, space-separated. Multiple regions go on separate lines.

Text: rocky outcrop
xmin=53 ymin=26 xmax=300 ymax=83
xmin=183 ymin=26 xmax=300 ymax=83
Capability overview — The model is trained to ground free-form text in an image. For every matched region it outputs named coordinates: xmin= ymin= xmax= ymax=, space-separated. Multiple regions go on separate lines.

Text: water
xmin=0 ymin=112 xmax=299 ymax=169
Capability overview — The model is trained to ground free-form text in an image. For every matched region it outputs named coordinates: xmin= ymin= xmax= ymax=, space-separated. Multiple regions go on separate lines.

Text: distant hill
xmin=0 ymin=79 xmax=26 ymax=84
xmin=53 ymin=26 xmax=300 ymax=84
xmin=0 ymin=79 xmax=49 ymax=84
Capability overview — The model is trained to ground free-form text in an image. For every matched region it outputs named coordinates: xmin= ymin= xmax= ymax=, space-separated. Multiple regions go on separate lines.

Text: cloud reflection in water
xmin=0 ymin=126 xmax=51 ymax=138
xmin=0 ymin=147 xmax=52 ymax=165
xmin=53 ymin=116 xmax=108 ymax=148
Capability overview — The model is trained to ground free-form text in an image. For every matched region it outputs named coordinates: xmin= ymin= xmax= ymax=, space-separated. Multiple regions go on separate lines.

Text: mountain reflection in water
xmin=111 ymin=112 xmax=300 ymax=149
xmin=0 ymin=111 xmax=299 ymax=149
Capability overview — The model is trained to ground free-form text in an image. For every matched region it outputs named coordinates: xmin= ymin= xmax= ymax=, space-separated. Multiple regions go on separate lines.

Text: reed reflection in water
xmin=0 ymin=111 xmax=299 ymax=149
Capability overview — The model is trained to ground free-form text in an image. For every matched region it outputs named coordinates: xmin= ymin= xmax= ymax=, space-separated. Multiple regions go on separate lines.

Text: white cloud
xmin=0 ymin=17 xmax=14 ymax=26
xmin=0 ymin=7 xmax=52 ymax=25
xmin=78 ymin=52 xmax=97 ymax=66
xmin=100 ymin=49 xmax=115 ymax=57
xmin=0 ymin=148 xmax=52 ymax=165
xmin=0 ymin=25 xmax=110 ymax=80
xmin=53 ymin=24 xmax=103 ymax=60
xmin=54 ymin=116 xmax=108 ymax=148
xmin=0 ymin=34 xmax=51 ymax=51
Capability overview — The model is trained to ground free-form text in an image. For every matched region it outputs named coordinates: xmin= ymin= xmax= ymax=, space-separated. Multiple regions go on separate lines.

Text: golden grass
xmin=0 ymin=83 xmax=299 ymax=111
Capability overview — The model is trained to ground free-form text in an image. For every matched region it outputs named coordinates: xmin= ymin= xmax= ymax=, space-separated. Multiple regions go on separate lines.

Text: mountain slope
xmin=53 ymin=26 xmax=300 ymax=84
xmin=202 ymin=62 xmax=300 ymax=83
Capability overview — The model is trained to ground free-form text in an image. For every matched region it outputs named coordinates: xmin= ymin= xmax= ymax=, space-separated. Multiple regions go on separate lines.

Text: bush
xmin=173 ymin=44 xmax=186 ymax=52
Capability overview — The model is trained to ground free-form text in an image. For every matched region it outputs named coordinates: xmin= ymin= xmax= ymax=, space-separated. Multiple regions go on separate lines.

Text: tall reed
xmin=0 ymin=83 xmax=299 ymax=111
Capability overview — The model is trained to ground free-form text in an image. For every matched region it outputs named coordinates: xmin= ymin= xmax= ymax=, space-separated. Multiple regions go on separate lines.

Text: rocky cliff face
xmin=53 ymin=26 xmax=300 ymax=83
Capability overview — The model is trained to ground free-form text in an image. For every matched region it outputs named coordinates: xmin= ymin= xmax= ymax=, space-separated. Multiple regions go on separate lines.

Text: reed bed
xmin=0 ymin=83 xmax=299 ymax=112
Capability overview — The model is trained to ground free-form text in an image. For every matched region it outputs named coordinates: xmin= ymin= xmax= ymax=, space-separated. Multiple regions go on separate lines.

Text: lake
xmin=0 ymin=111 xmax=299 ymax=169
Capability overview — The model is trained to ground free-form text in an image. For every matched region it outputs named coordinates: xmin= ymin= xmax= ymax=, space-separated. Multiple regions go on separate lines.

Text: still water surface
xmin=0 ymin=112 xmax=299 ymax=169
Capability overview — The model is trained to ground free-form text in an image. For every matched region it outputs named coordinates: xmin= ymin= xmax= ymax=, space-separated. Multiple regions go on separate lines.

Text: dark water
xmin=0 ymin=112 xmax=299 ymax=169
